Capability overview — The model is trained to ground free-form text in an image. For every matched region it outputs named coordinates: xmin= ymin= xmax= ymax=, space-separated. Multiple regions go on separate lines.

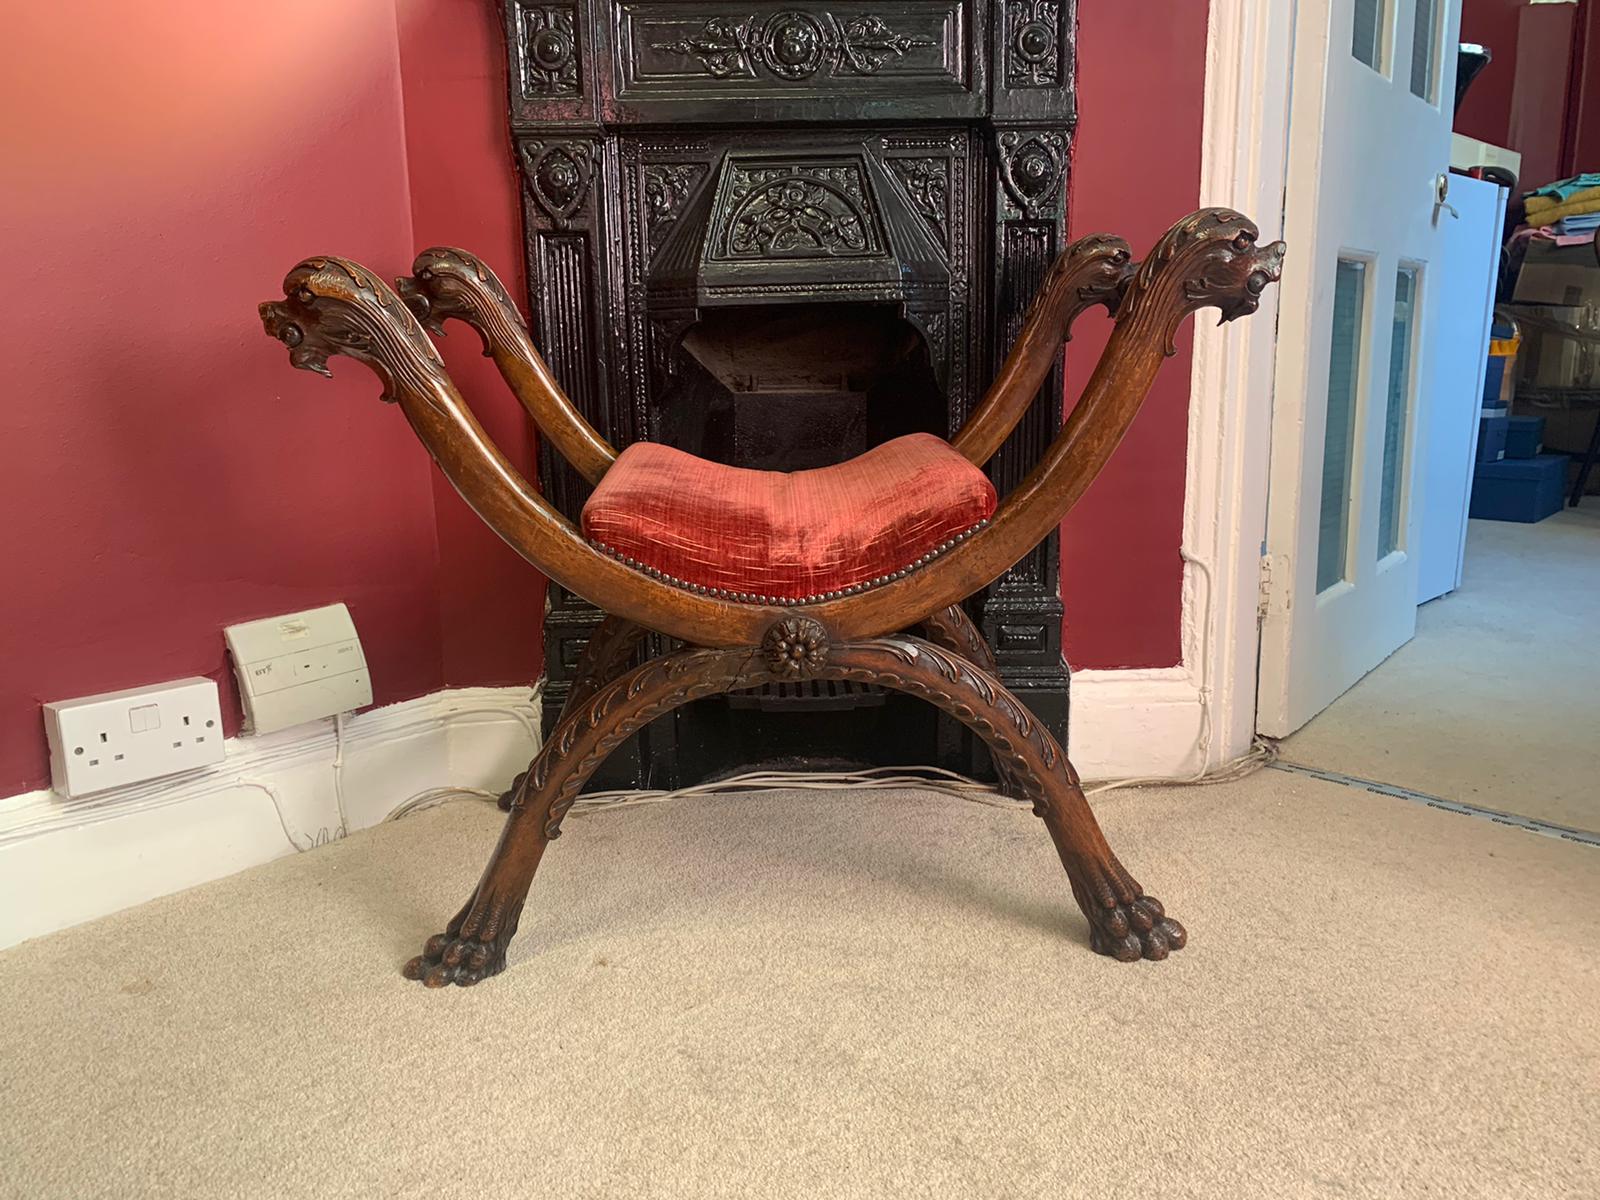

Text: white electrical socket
xmin=224 ymin=603 xmax=372 ymax=735
xmin=43 ymin=678 xmax=226 ymax=798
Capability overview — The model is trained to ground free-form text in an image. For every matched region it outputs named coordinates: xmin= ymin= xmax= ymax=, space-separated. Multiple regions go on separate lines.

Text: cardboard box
xmin=1477 ymin=413 xmax=1508 ymax=462
xmin=1512 ymin=240 xmax=1600 ymax=306
xmin=1508 ymin=304 xmax=1600 ymax=390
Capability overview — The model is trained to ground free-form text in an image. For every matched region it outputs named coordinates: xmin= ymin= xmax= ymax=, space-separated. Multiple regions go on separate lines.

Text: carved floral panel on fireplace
xmin=624 ymin=134 xmax=963 ymax=459
xmin=717 ymin=161 xmax=878 ymax=259
xmin=615 ymin=2 xmax=970 ymax=101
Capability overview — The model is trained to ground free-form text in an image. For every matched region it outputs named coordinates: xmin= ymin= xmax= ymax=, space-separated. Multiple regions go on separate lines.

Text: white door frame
xmin=1181 ymin=0 xmax=1297 ymax=768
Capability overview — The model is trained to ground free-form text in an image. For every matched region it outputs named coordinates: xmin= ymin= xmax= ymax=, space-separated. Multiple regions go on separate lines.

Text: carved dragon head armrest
xmin=799 ymin=207 xmax=1285 ymax=637
xmin=1043 ymin=208 xmax=1285 ymax=507
xmin=951 ymin=234 xmax=1137 ymax=467
xmin=259 ymin=255 xmax=792 ymax=650
xmin=1118 ymin=207 xmax=1285 ymax=353
xmin=260 ymin=257 xmax=451 ymax=404
xmin=394 ymin=247 xmax=617 ymax=486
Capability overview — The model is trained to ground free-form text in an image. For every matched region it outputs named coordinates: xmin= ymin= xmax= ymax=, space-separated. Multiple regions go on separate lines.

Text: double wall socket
xmin=44 ymin=678 xmax=226 ymax=797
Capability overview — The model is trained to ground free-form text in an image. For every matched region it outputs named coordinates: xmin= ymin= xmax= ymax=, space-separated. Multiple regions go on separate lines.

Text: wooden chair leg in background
xmin=407 ymin=625 xmax=1182 ymax=988
xmin=912 ymin=604 xmax=1022 ymax=796
xmin=496 ymin=613 xmax=648 ymax=811
xmin=915 ymin=604 xmax=999 ymax=675
xmin=1570 ymin=405 xmax=1600 ymax=508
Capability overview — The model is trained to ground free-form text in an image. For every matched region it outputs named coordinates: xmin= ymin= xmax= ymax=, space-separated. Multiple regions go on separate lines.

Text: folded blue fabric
xmin=1531 ymin=173 xmax=1600 ymax=202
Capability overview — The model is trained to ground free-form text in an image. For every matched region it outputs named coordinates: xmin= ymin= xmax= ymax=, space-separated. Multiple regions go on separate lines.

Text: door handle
xmin=1435 ymin=172 xmax=1460 ymax=220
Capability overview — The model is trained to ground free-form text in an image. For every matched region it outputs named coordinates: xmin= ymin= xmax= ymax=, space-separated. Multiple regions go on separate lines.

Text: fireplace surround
xmin=500 ymin=0 xmax=1078 ymax=786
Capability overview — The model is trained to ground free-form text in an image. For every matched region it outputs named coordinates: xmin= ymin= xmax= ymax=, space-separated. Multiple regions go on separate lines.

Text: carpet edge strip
xmin=1269 ymin=760 xmax=1600 ymax=848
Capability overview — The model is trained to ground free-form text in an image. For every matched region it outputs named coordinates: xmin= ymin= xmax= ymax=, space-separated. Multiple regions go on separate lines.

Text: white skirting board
xmin=1067 ymin=668 xmax=1207 ymax=784
xmin=0 ymin=687 xmax=541 ymax=950
xmin=0 ymin=671 xmax=1203 ymax=950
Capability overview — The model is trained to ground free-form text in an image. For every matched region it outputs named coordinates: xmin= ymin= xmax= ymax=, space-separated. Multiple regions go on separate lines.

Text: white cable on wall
xmin=332 ymin=712 xmax=350 ymax=838
xmin=383 ymin=744 xmax=1277 ymax=829
xmin=236 ymin=778 xmax=335 ymax=853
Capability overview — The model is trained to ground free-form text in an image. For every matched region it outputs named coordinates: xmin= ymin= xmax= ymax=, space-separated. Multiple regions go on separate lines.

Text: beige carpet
xmin=1 ymin=777 xmax=1595 ymax=1199
xmin=1281 ymin=508 xmax=1600 ymax=830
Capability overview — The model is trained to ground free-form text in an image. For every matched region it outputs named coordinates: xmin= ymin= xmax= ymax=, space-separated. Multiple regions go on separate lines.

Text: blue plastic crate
xmin=1483 ymin=355 xmax=1506 ymax=404
xmin=1504 ymin=415 xmax=1545 ymax=458
xmin=1477 ymin=412 xmax=1508 ymax=464
xmin=1470 ymin=453 xmax=1570 ymax=523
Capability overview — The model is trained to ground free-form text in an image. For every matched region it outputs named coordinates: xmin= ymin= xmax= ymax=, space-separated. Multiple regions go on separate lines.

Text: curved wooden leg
xmin=825 ymin=638 xmax=1185 ymax=963
xmin=914 ymin=603 xmax=999 ymax=676
xmin=495 ymin=614 xmax=648 ymax=811
xmin=405 ymin=643 xmax=766 ymax=986
xmin=405 ymin=631 xmax=1181 ymax=987
xmin=562 ymin=614 xmax=652 ymax=714
xmin=913 ymin=604 xmax=1020 ymax=795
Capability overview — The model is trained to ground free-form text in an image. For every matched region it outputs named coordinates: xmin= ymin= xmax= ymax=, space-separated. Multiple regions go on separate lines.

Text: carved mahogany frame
xmin=260 ymin=207 xmax=1284 ymax=986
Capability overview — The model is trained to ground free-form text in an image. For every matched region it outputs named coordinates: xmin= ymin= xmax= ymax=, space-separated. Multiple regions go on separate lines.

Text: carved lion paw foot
xmin=403 ymin=930 xmax=508 ymax=988
xmin=1087 ymin=895 xmax=1187 ymax=962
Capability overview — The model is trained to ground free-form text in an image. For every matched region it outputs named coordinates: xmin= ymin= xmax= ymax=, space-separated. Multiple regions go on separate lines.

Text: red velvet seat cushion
xmin=581 ymin=433 xmax=997 ymax=603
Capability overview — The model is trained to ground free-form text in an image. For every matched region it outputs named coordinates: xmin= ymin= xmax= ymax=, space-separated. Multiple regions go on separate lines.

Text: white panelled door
xmin=1416 ymin=173 xmax=1507 ymax=604
xmin=1257 ymin=0 xmax=1462 ymax=737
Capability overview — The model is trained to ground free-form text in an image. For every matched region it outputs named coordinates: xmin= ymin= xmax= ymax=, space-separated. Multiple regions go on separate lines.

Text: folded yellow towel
xmin=1525 ymin=186 xmax=1600 ymax=225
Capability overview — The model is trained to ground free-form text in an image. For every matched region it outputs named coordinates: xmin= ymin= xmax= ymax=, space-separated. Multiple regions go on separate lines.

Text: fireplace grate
xmin=725 ymin=679 xmax=886 ymax=712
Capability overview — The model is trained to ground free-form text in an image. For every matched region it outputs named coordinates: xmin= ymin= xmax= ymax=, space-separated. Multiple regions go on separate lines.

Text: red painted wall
xmin=1 ymin=1 xmax=1208 ymax=792
xmin=1458 ymin=0 xmax=1528 ymax=148
xmin=1570 ymin=1 xmax=1600 ymax=175
xmin=1507 ymin=2 xmax=1578 ymax=189
xmin=0 ymin=2 xmax=452 ymax=794
xmin=1457 ymin=0 xmax=1595 ymax=189
xmin=394 ymin=1 xmax=545 ymax=689
xmin=1061 ymin=2 xmax=1208 ymax=669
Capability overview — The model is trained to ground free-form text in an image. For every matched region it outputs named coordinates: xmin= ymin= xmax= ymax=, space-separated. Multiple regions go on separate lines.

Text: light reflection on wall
xmin=2 ymin=2 xmax=383 ymax=219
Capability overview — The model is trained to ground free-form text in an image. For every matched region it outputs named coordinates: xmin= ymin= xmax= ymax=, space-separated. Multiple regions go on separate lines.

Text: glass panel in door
xmin=1317 ymin=258 xmax=1369 ymax=593
xmin=1353 ymin=0 xmax=1388 ymax=72
xmin=1379 ymin=266 xmax=1420 ymax=558
xmin=1410 ymin=0 xmax=1440 ymax=101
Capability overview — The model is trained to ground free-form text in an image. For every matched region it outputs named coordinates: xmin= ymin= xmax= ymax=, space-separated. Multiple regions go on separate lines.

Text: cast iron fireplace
xmin=499 ymin=0 xmax=1078 ymax=787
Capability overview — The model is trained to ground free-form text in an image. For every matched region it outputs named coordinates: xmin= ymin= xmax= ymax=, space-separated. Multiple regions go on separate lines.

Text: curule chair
xmin=259 ymin=207 xmax=1284 ymax=988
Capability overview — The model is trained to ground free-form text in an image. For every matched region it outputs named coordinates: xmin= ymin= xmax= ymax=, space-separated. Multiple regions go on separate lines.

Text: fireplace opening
xmin=652 ymin=302 xmax=946 ymax=471
xmin=644 ymin=300 xmax=958 ymax=774
xmin=515 ymin=113 xmax=1074 ymax=789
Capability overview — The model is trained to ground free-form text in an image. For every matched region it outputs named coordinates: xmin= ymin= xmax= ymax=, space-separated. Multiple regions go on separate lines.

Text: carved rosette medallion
xmin=519 ymin=139 xmax=596 ymax=226
xmin=997 ymin=131 xmax=1067 ymax=217
xmin=1004 ymin=0 xmax=1062 ymax=88
xmin=763 ymin=11 xmax=826 ymax=79
xmin=521 ymin=4 xmax=581 ymax=96
xmin=763 ymin=618 xmax=830 ymax=677
xmin=652 ymin=11 xmax=934 ymax=82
